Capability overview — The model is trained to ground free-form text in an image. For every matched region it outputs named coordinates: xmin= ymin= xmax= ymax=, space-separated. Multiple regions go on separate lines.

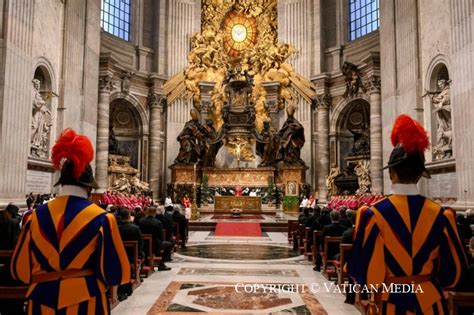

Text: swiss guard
xmin=348 ymin=115 xmax=467 ymax=314
xmin=11 ymin=129 xmax=130 ymax=314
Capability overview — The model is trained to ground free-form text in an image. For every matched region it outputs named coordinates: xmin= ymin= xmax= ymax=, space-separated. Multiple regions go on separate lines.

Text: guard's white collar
xmin=390 ymin=183 xmax=419 ymax=195
xmin=60 ymin=185 xmax=88 ymax=199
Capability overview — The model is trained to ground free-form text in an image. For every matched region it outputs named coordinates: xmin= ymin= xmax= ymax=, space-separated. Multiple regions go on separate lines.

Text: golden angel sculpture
xmin=163 ymin=0 xmax=316 ymax=133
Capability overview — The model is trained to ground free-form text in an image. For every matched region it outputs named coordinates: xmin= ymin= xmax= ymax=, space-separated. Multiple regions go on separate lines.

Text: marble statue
xmin=130 ymin=173 xmax=150 ymax=192
xmin=174 ymin=109 xmax=206 ymax=165
xmin=354 ymin=160 xmax=371 ymax=194
xmin=30 ymin=79 xmax=52 ymax=159
xmin=202 ymin=119 xmax=221 ymax=167
xmin=108 ymin=125 xmax=120 ymax=154
xmin=276 ymin=105 xmax=305 ymax=165
xmin=326 ymin=164 xmax=341 ymax=196
xmin=341 ymin=62 xmax=364 ymax=98
xmin=112 ymin=173 xmax=131 ymax=193
xmin=121 ymin=71 xmax=131 ymax=94
xmin=256 ymin=121 xmax=279 ymax=166
xmin=349 ymin=128 xmax=370 ymax=156
xmin=432 ymin=79 xmax=452 ymax=160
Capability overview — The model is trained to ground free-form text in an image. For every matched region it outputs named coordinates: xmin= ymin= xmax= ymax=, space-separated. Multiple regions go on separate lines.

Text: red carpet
xmin=211 ymin=214 xmax=264 ymax=220
xmin=215 ymin=222 xmax=262 ymax=237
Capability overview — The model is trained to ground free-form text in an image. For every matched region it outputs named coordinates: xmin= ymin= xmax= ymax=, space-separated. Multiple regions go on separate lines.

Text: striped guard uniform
xmin=348 ymin=194 xmax=467 ymax=314
xmin=11 ymin=195 xmax=130 ymax=315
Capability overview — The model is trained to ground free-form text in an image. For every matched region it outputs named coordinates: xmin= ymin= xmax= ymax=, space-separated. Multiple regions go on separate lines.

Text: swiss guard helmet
xmin=383 ymin=115 xmax=431 ymax=179
xmin=51 ymin=129 xmax=99 ymax=189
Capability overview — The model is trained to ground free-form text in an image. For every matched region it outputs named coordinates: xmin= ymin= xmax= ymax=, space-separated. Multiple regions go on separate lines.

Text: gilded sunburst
xmin=223 ymin=12 xmax=257 ymax=57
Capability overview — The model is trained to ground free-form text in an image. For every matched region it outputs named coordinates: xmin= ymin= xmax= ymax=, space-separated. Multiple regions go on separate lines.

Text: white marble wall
xmin=165 ymin=0 xmax=199 ymax=182
xmin=0 ymin=0 xmax=101 ymax=205
xmin=448 ymin=0 xmax=474 ymax=208
xmin=278 ymin=0 xmax=314 ymax=185
xmin=380 ymin=0 xmax=474 ymax=207
xmin=0 ymin=0 xmax=35 ymax=205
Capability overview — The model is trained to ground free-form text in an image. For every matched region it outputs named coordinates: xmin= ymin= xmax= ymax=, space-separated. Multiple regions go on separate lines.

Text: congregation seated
xmin=0 ymin=207 xmax=25 ymax=314
xmin=117 ymin=208 xmax=144 ymax=301
xmin=457 ymin=214 xmax=473 ymax=242
xmin=0 ymin=206 xmax=20 ymax=253
xmin=136 ymin=206 xmax=172 ymax=271
xmin=305 ymin=205 xmax=320 ymax=229
xmin=338 ymin=207 xmax=352 ymax=229
xmin=155 ymin=205 xmax=175 ymax=246
xmin=172 ymin=205 xmax=187 ymax=249
xmin=298 ymin=207 xmax=311 ymax=225
xmin=322 ymin=211 xmax=348 ymax=260
xmin=314 ymin=210 xmax=347 ymax=271
xmin=336 ymin=211 xmax=356 ymax=304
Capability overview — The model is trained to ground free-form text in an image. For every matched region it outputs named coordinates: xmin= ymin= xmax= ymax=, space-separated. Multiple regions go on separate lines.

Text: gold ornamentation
xmin=163 ymin=0 xmax=316 ymax=132
xmin=204 ymin=168 xmax=274 ymax=187
xmin=214 ymin=196 xmax=262 ymax=213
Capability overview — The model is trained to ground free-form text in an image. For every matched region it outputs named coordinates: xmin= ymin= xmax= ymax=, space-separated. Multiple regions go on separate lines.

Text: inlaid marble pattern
xmin=147 ymin=282 xmax=327 ymax=314
xmin=177 ymin=267 xmax=299 ymax=277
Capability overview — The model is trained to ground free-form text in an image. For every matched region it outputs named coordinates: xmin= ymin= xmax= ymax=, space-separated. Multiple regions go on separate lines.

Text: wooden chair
xmin=174 ymin=224 xmax=181 ymax=247
xmin=335 ymin=244 xmax=353 ymax=286
xmin=122 ymin=241 xmax=141 ymax=290
xmin=354 ymin=280 xmax=369 ymax=314
xmin=287 ymin=220 xmax=298 ymax=243
xmin=0 ymin=250 xmax=28 ymax=306
xmin=298 ymin=224 xmax=307 ymax=254
xmin=448 ymin=291 xmax=474 ymax=315
xmin=140 ymin=234 xmax=154 ymax=277
xmin=303 ymin=227 xmax=313 ymax=261
xmin=321 ymin=236 xmax=342 ymax=280
xmin=152 ymin=229 xmax=167 ymax=265
xmin=311 ymin=231 xmax=323 ymax=270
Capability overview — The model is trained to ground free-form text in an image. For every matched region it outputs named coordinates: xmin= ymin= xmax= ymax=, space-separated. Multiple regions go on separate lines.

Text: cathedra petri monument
xmin=165 ymin=0 xmax=316 ymax=214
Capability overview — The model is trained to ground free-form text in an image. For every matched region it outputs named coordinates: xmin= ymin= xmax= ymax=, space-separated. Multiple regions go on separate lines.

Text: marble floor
xmin=112 ymin=231 xmax=360 ymax=315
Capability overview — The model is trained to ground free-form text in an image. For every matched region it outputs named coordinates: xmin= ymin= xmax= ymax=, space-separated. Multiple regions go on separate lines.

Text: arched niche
xmin=425 ymin=58 xmax=453 ymax=161
xmin=30 ymin=65 xmax=55 ymax=159
xmin=109 ymin=98 xmax=145 ymax=173
xmin=331 ymin=98 xmax=370 ymax=170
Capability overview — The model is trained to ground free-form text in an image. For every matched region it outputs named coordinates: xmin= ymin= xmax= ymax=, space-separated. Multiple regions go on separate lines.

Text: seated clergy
xmin=117 ymin=208 xmax=144 ymax=300
xmin=315 ymin=211 xmax=347 ymax=270
xmin=322 ymin=211 xmax=348 ymax=249
xmin=155 ymin=206 xmax=175 ymax=254
xmin=298 ymin=207 xmax=311 ymax=225
xmin=118 ymin=208 xmax=145 ymax=260
xmin=136 ymin=206 xmax=172 ymax=271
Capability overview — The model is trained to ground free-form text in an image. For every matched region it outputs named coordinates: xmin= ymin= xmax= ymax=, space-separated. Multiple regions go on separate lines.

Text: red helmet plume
xmin=390 ymin=114 xmax=429 ymax=154
xmin=51 ymin=129 xmax=94 ymax=179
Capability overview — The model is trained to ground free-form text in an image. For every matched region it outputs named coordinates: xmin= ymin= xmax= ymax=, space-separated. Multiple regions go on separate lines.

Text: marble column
xmin=316 ymin=94 xmax=331 ymax=203
xmin=148 ymin=92 xmax=166 ymax=196
xmin=368 ymin=75 xmax=383 ymax=194
xmin=198 ymin=81 xmax=215 ymax=121
xmin=95 ymin=75 xmax=113 ymax=193
xmin=262 ymin=81 xmax=281 ymax=130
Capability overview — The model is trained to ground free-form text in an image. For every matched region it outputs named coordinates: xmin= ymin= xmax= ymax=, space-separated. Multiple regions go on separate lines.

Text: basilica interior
xmin=0 ymin=0 xmax=473 ymax=314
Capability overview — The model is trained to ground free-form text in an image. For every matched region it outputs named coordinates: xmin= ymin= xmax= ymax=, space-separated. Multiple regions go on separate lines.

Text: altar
xmin=202 ymin=167 xmax=275 ymax=187
xmin=214 ymin=196 xmax=262 ymax=213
